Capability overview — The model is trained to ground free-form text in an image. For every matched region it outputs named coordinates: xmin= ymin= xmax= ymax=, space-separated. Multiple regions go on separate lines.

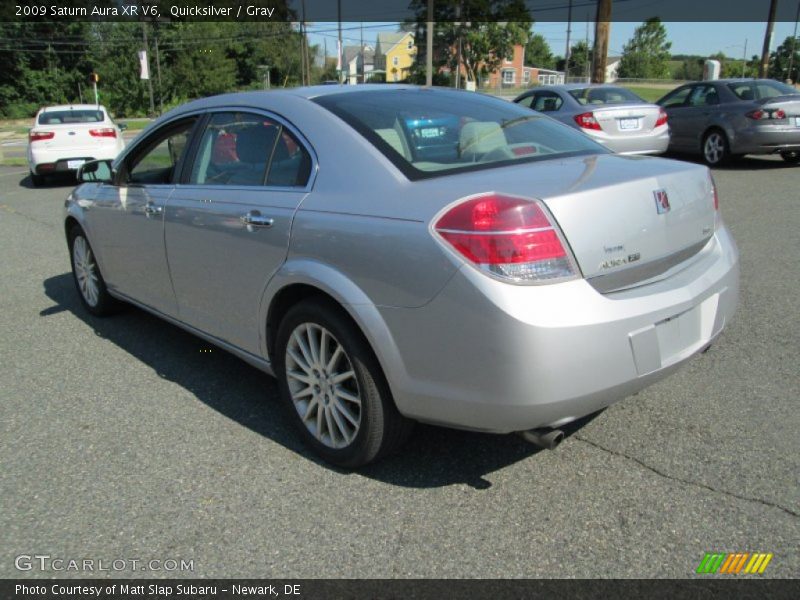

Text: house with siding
xmin=374 ymin=32 xmax=416 ymax=82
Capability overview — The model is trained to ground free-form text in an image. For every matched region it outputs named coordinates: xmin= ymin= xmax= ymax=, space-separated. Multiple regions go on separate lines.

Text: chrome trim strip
xmin=587 ymin=236 xmax=712 ymax=294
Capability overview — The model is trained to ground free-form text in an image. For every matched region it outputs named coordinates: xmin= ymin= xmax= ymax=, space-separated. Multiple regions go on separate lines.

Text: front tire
xmin=702 ymin=130 xmax=730 ymax=166
xmin=275 ymin=299 xmax=412 ymax=468
xmin=780 ymin=150 xmax=800 ymax=165
xmin=68 ymin=226 xmax=118 ymax=316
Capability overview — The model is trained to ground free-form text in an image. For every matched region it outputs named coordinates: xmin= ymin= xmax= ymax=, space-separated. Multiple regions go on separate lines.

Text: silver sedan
xmin=514 ymin=84 xmax=670 ymax=155
xmin=65 ymin=86 xmax=739 ymax=467
xmin=656 ymin=78 xmax=800 ymax=166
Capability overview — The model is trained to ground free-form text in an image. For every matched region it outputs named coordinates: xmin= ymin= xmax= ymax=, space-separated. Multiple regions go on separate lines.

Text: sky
xmin=307 ymin=21 xmax=800 ymax=61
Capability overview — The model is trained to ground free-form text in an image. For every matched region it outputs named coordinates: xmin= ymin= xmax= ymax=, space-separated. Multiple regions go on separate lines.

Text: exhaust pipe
xmin=519 ymin=428 xmax=565 ymax=450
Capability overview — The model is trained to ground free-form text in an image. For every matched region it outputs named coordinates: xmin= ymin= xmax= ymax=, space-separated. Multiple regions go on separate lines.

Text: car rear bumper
xmin=28 ymin=144 xmax=123 ymax=172
xmin=588 ymin=127 xmax=670 ymax=156
xmin=731 ymin=125 xmax=800 ymax=155
xmin=379 ymin=224 xmax=739 ymax=433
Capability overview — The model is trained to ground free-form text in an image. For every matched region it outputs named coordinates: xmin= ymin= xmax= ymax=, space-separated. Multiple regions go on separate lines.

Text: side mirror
xmin=118 ymin=122 xmax=128 ymax=132
xmin=77 ymin=159 xmax=114 ymax=183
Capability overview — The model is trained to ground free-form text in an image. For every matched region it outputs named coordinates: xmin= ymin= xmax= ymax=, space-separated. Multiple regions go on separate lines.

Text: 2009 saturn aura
xmin=64 ymin=86 xmax=739 ymax=467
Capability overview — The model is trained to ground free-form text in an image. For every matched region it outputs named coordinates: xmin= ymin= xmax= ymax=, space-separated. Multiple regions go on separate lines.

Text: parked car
xmin=64 ymin=86 xmax=739 ymax=467
xmin=27 ymin=104 xmax=126 ymax=186
xmin=513 ymin=84 xmax=670 ymax=155
xmin=656 ymin=78 xmax=800 ymax=166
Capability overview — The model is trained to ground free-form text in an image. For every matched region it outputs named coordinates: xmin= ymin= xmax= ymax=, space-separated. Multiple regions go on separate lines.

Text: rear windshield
xmin=726 ymin=80 xmax=799 ymax=100
xmin=38 ymin=110 xmax=105 ymax=125
xmin=568 ymin=87 xmax=645 ymax=105
xmin=313 ymin=90 xmax=607 ymax=180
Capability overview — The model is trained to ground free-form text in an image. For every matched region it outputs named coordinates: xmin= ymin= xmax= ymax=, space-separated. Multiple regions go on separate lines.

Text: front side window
xmin=188 ymin=112 xmax=311 ymax=187
xmin=314 ymin=89 xmax=607 ymax=180
xmin=127 ymin=119 xmax=197 ymax=185
xmin=658 ymin=86 xmax=692 ymax=108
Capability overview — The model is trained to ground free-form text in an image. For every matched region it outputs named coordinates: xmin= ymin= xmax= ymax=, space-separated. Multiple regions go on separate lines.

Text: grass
xmin=0 ymin=156 xmax=27 ymax=167
xmin=118 ymin=119 xmax=153 ymax=131
xmin=619 ymin=85 xmax=677 ymax=103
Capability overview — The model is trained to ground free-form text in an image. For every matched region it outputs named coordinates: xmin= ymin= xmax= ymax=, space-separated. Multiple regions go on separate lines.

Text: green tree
xmin=565 ymin=40 xmax=593 ymax=79
xmin=525 ymin=33 xmax=554 ymax=69
xmin=618 ymin=18 xmax=672 ymax=79
xmin=769 ymin=35 xmax=800 ymax=82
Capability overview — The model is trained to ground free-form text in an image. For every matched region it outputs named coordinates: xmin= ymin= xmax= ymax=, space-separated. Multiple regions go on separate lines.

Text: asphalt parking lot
xmin=0 ymin=155 xmax=798 ymax=579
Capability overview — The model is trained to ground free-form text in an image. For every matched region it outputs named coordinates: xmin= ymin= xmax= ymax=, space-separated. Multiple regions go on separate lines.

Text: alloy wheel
xmin=704 ymin=132 xmax=725 ymax=165
xmin=285 ymin=323 xmax=362 ymax=449
xmin=73 ymin=236 xmax=100 ymax=307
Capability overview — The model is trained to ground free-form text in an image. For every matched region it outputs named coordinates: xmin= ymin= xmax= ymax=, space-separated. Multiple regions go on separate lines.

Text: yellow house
xmin=375 ymin=32 xmax=416 ymax=82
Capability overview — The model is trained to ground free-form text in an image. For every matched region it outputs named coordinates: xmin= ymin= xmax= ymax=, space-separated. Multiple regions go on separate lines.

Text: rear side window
xmin=189 ymin=112 xmax=311 ymax=187
xmin=568 ymin=87 xmax=644 ymax=105
xmin=38 ymin=110 xmax=104 ymax=124
xmin=314 ymin=90 xmax=606 ymax=180
xmin=727 ymin=81 xmax=799 ymax=100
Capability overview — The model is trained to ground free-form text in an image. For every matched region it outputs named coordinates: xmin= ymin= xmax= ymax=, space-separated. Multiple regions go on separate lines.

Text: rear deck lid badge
xmin=654 ymin=188 xmax=670 ymax=214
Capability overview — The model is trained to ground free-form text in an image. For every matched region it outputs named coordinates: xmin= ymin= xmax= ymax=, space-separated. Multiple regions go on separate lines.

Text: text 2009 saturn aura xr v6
xmin=64 ymin=86 xmax=739 ymax=467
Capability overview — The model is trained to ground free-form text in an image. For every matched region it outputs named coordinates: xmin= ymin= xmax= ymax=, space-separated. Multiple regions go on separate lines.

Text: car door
xmin=165 ymin=110 xmax=314 ymax=356
xmin=88 ymin=117 xmax=200 ymax=315
xmin=659 ymin=85 xmax=694 ymax=149
xmin=682 ymin=84 xmax=722 ymax=151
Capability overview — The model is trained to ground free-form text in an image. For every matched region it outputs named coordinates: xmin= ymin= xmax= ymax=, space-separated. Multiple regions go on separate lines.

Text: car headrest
xmin=739 ymin=89 xmax=754 ymax=100
xmin=235 ymin=125 xmax=278 ymax=165
xmin=460 ymin=122 xmax=507 ymax=159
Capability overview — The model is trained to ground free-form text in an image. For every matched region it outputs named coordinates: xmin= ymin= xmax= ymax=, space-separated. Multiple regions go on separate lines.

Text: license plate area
xmin=619 ymin=118 xmax=640 ymax=131
xmin=67 ymin=159 xmax=86 ymax=170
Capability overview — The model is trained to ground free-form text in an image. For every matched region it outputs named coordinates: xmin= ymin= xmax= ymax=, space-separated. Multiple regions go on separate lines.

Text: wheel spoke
xmin=335 ymin=387 xmax=361 ymax=406
xmin=331 ymin=370 xmax=355 ymax=385
xmin=305 ymin=324 xmax=320 ymax=365
xmin=326 ymin=345 xmax=343 ymax=372
xmin=287 ymin=346 xmax=312 ymax=374
xmin=324 ymin=407 xmax=338 ymax=446
xmin=290 ymin=383 xmax=314 ymax=399
xmin=315 ymin=401 xmax=325 ymax=438
xmin=287 ymin=369 xmax=314 ymax=386
xmin=292 ymin=330 xmax=315 ymax=370
xmin=333 ymin=397 xmax=359 ymax=427
xmin=319 ymin=330 xmax=329 ymax=369
xmin=302 ymin=397 xmax=318 ymax=421
xmin=329 ymin=403 xmax=351 ymax=444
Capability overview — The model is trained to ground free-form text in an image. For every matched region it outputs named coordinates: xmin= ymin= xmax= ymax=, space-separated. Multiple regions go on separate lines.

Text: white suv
xmin=27 ymin=104 xmax=126 ymax=186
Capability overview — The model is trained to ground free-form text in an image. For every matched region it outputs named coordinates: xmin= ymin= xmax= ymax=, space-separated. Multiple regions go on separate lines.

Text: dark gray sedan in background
xmin=656 ymin=78 xmax=800 ymax=166
xmin=514 ymin=84 xmax=670 ymax=155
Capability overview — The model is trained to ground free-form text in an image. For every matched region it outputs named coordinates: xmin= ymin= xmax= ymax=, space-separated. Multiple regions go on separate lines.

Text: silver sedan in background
xmin=656 ymin=78 xmax=800 ymax=166
xmin=65 ymin=86 xmax=738 ymax=467
xmin=514 ymin=84 xmax=670 ymax=155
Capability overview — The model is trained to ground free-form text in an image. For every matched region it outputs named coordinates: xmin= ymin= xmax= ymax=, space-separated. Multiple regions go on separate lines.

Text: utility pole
xmin=564 ymin=0 xmax=572 ymax=80
xmin=585 ymin=20 xmax=590 ymax=82
xmin=760 ymin=0 xmax=779 ymax=78
xmin=787 ymin=0 xmax=800 ymax=83
xmin=592 ymin=0 xmax=612 ymax=83
xmin=338 ymin=0 xmax=344 ymax=84
xmin=142 ymin=22 xmax=155 ymax=116
xmin=426 ymin=0 xmax=433 ymax=86
xmin=360 ymin=22 xmax=364 ymax=83
xmin=155 ymin=35 xmax=163 ymax=114
xmin=455 ymin=2 xmax=462 ymax=88
xmin=742 ymin=38 xmax=748 ymax=77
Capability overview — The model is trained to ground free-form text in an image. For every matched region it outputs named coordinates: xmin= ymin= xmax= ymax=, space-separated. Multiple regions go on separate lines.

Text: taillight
xmin=574 ymin=112 xmax=601 ymax=130
xmin=434 ymin=193 xmax=578 ymax=283
xmin=89 ymin=128 xmax=117 ymax=138
xmin=655 ymin=109 xmax=668 ymax=128
xmin=747 ymin=108 xmax=786 ymax=120
xmin=29 ymin=131 xmax=54 ymax=142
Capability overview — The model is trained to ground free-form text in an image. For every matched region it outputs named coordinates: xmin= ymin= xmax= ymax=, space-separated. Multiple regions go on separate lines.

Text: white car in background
xmin=27 ymin=104 xmax=126 ymax=186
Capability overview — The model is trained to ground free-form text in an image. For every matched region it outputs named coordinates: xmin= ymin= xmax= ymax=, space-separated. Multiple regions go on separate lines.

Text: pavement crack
xmin=574 ymin=435 xmax=799 ymax=518
xmin=0 ymin=203 xmax=56 ymax=229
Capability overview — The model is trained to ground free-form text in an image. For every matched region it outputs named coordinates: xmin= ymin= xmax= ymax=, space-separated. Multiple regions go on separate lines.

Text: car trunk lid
xmin=590 ymin=103 xmax=663 ymax=136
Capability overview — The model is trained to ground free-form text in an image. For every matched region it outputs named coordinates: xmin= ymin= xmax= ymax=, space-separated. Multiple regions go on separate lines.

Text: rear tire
xmin=275 ymin=298 xmax=413 ymax=468
xmin=68 ymin=226 xmax=118 ymax=316
xmin=30 ymin=171 xmax=44 ymax=187
xmin=780 ymin=150 xmax=800 ymax=165
xmin=702 ymin=130 xmax=730 ymax=166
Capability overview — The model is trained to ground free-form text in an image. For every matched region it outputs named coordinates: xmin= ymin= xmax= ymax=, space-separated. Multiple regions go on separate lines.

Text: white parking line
xmin=0 ymin=170 xmax=28 ymax=177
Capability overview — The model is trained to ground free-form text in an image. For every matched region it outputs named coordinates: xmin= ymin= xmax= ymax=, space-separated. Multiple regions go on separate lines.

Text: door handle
xmin=144 ymin=203 xmax=162 ymax=217
xmin=240 ymin=210 xmax=274 ymax=229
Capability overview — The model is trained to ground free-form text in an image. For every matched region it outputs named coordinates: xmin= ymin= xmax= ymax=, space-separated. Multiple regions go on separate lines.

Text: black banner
xmin=3 ymin=0 xmax=800 ymax=23
xmin=3 ymin=579 xmax=800 ymax=600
